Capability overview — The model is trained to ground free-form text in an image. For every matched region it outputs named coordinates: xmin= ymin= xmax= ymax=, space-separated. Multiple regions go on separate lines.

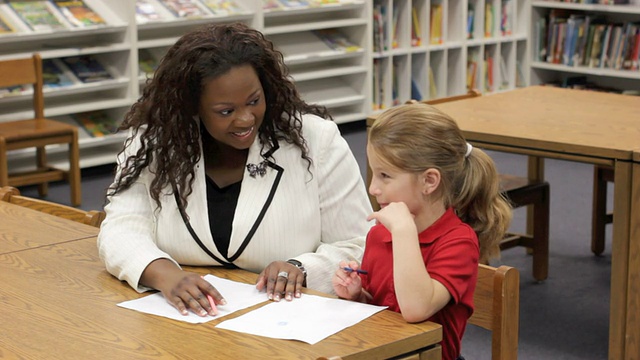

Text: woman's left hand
xmin=255 ymin=260 xmax=305 ymax=301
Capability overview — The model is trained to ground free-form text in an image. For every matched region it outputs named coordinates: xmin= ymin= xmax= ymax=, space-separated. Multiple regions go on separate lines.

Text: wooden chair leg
xmin=532 ymin=184 xmax=550 ymax=282
xmin=36 ymin=146 xmax=48 ymax=197
xmin=591 ymin=166 xmax=608 ymax=256
xmin=68 ymin=131 xmax=82 ymax=207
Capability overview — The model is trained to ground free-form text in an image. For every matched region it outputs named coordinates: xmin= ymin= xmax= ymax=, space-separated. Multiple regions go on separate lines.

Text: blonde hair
xmin=369 ymin=103 xmax=512 ymax=262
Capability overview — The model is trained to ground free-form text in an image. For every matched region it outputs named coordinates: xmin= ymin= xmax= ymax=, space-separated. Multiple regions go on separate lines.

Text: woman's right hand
xmin=140 ymin=259 xmax=226 ymax=317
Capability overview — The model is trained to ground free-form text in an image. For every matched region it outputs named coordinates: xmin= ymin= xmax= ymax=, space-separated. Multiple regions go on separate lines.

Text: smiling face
xmin=198 ymin=64 xmax=266 ymax=151
xmin=367 ymin=144 xmax=427 ymax=215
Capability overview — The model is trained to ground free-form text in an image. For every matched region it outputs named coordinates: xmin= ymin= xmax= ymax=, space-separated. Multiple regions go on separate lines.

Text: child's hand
xmin=367 ymin=202 xmax=416 ymax=234
xmin=332 ymin=260 xmax=363 ymax=301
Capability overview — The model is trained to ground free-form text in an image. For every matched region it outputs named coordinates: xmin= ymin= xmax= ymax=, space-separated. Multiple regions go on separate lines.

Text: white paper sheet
xmin=117 ymin=274 xmax=268 ymax=324
xmin=216 ymin=294 xmax=388 ymax=344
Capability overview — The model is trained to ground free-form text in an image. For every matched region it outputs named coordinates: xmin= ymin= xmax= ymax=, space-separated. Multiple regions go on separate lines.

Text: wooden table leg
xmin=624 ymin=160 xmax=640 ymax=359
xmin=609 ymin=160 xmax=633 ymax=360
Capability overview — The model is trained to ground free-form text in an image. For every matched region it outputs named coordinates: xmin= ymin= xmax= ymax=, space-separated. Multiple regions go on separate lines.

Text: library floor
xmin=21 ymin=121 xmax=612 ymax=360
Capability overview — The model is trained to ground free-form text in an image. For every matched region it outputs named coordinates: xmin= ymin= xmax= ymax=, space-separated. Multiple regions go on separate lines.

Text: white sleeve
xmin=296 ymin=119 xmax=373 ymax=294
xmin=97 ymin=132 xmax=180 ymax=293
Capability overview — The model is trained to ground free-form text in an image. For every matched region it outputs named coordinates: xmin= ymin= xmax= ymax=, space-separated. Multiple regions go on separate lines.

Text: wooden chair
xmin=0 ymin=53 xmax=81 ymax=206
xmin=468 ymin=264 xmax=520 ymax=360
xmin=0 ymin=186 xmax=104 ymax=227
xmin=366 ymin=90 xmax=550 ymax=281
xmin=591 ymin=165 xmax=614 ymax=255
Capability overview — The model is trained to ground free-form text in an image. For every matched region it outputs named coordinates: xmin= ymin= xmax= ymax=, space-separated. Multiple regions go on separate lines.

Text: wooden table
xmin=433 ymin=85 xmax=640 ymax=360
xmin=0 ymin=237 xmax=442 ymax=360
xmin=0 ymin=200 xmax=99 ymax=255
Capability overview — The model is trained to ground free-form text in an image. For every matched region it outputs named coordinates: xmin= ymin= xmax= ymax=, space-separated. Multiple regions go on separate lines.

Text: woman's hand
xmin=255 ymin=260 xmax=305 ymax=302
xmin=140 ymin=259 xmax=226 ymax=317
xmin=332 ymin=260 xmax=363 ymax=301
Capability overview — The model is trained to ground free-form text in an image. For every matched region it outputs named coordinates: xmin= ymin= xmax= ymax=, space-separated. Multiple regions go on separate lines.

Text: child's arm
xmin=391 ymin=225 xmax=451 ymax=322
xmin=368 ymin=202 xmax=451 ymax=323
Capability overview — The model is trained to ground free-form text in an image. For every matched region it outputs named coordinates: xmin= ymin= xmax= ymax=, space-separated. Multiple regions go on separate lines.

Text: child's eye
xmin=380 ymin=173 xmax=390 ymax=179
xmin=219 ymin=109 xmax=233 ymax=115
xmin=249 ymin=97 xmax=260 ymax=105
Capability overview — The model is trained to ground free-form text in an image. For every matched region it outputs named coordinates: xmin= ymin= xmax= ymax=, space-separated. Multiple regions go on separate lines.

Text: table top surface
xmin=0 ymin=201 xmax=99 ymax=255
xmin=0 ymin=237 xmax=442 ymax=360
xmin=433 ymin=86 xmax=640 ymax=161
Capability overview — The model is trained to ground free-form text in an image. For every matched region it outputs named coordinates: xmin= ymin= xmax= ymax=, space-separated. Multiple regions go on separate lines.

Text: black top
xmin=205 ymin=175 xmax=241 ymax=259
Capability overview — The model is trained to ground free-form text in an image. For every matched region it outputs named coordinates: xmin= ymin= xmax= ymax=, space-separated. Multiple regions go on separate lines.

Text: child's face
xmin=367 ymin=145 xmax=426 ymax=215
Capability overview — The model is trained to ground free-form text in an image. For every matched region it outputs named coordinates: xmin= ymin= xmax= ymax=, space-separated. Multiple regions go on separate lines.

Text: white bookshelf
xmin=371 ymin=0 xmax=529 ymax=113
xmin=0 ymin=0 xmax=371 ymax=170
xmin=529 ymin=1 xmax=640 ymax=92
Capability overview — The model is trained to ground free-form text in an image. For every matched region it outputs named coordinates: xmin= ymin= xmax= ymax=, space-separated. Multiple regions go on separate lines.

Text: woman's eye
xmin=249 ymin=98 xmax=259 ymax=105
xmin=219 ymin=109 xmax=233 ymax=115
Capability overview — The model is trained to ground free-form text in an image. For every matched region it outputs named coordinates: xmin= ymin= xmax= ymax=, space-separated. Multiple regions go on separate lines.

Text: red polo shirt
xmin=360 ymin=207 xmax=479 ymax=360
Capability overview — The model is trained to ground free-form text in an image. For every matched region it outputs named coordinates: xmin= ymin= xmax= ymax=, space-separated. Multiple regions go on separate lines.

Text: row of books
xmin=263 ymin=0 xmax=359 ymax=12
xmin=535 ymin=11 xmax=640 ymax=71
xmin=390 ymin=6 xmax=422 ymax=48
xmin=56 ymin=109 xmax=120 ymax=138
xmin=0 ymin=54 xmax=113 ymax=97
xmin=467 ymin=54 xmax=526 ymax=92
xmin=0 ymin=0 xmax=107 ymax=35
xmin=136 ymin=0 xmax=246 ymax=23
xmin=137 ymin=29 xmax=361 ymax=77
xmin=372 ymin=58 xmax=438 ymax=110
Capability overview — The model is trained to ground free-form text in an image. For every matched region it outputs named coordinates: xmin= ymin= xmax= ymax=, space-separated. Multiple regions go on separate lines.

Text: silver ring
xmin=277 ymin=271 xmax=289 ymax=279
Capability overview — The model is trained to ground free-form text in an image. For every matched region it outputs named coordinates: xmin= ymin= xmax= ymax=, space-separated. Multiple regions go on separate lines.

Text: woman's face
xmin=198 ymin=64 xmax=266 ymax=150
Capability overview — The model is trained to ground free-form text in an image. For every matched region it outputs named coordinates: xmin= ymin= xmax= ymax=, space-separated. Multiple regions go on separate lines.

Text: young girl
xmin=333 ymin=103 xmax=512 ymax=360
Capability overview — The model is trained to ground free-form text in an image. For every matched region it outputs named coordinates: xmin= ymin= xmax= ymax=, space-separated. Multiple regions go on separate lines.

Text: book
xmin=428 ymin=66 xmax=437 ymax=98
xmin=71 ymin=109 xmax=119 ymax=137
xmin=158 ymin=0 xmax=207 ymax=18
xmin=312 ymin=28 xmax=360 ymax=52
xmin=135 ymin=0 xmax=168 ymax=23
xmin=278 ymin=0 xmax=309 ymax=8
xmin=42 ymin=58 xmax=76 ymax=88
xmin=51 ymin=0 xmax=105 ymax=27
xmin=0 ymin=84 xmax=31 ymax=97
xmin=138 ymin=48 xmax=160 ymax=76
xmin=411 ymin=6 xmax=421 ymax=46
xmin=263 ymin=0 xmax=284 ymax=11
xmin=430 ymin=4 xmax=442 ymax=44
xmin=198 ymin=0 xmax=244 ymax=16
xmin=7 ymin=0 xmax=68 ymax=31
xmin=60 ymin=55 xmax=112 ymax=83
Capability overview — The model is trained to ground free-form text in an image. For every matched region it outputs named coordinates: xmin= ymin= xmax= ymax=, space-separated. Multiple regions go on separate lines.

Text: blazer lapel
xmin=227 ymin=139 xmax=283 ymax=261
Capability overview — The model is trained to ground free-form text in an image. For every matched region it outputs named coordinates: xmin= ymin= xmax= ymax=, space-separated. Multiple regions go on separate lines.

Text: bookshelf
xmin=529 ymin=1 xmax=640 ymax=93
xmin=371 ymin=0 xmax=529 ymax=112
xmin=0 ymin=0 xmax=371 ymax=171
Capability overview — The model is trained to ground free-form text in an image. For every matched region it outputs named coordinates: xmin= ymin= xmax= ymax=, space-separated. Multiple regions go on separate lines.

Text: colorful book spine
xmin=8 ymin=0 xmax=68 ymax=32
xmin=51 ymin=0 xmax=105 ymax=27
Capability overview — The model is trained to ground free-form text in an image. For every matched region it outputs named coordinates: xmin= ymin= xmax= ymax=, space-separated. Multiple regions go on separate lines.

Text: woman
xmin=98 ymin=22 xmax=372 ymax=317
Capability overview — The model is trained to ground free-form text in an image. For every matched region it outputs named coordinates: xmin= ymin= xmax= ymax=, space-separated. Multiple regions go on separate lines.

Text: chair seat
xmin=0 ymin=118 xmax=77 ymax=143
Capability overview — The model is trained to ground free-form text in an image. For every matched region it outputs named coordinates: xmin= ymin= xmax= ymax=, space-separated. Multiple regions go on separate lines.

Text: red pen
xmin=201 ymin=276 xmax=218 ymax=316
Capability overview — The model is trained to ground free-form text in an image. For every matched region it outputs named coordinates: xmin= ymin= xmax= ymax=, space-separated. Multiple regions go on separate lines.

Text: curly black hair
xmin=107 ymin=22 xmax=331 ymax=210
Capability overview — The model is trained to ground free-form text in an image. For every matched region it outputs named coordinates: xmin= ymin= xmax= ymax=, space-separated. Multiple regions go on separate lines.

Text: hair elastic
xmin=465 ymin=142 xmax=473 ymax=158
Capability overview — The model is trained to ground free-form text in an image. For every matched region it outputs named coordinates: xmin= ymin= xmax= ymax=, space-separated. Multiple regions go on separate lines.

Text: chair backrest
xmin=0 ymin=53 xmax=44 ymax=118
xmin=469 ymin=264 xmax=520 ymax=360
xmin=0 ymin=186 xmax=104 ymax=227
xmin=366 ymin=89 xmax=483 ymax=210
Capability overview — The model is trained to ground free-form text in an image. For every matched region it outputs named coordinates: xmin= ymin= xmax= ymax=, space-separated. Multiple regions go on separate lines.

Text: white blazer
xmin=98 ymin=114 xmax=373 ymax=294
